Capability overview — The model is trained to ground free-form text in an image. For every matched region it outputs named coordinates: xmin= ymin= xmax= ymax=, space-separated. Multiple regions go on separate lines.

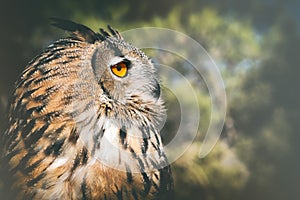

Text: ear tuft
xmin=50 ymin=17 xmax=103 ymax=43
xmin=50 ymin=18 xmax=123 ymax=43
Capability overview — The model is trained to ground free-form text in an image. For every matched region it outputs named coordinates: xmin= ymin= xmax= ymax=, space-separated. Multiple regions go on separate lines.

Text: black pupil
xmin=116 ymin=65 xmax=122 ymax=71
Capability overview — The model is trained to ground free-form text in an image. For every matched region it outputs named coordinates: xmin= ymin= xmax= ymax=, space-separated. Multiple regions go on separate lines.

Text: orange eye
xmin=110 ymin=61 xmax=128 ymax=77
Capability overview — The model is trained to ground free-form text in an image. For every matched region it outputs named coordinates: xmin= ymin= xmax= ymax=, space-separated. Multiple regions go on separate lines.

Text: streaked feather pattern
xmin=1 ymin=19 xmax=173 ymax=200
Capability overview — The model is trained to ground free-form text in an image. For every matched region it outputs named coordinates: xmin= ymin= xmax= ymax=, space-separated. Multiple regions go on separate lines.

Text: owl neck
xmin=75 ymin=104 xmax=167 ymax=173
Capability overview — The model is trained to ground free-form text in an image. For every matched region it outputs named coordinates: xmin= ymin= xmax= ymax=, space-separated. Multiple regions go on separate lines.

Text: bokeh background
xmin=0 ymin=0 xmax=299 ymax=199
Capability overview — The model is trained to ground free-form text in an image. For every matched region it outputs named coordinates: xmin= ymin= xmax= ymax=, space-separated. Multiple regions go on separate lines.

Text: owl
xmin=1 ymin=18 xmax=173 ymax=200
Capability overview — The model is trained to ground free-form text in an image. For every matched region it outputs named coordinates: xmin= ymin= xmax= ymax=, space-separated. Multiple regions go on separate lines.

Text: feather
xmin=50 ymin=17 xmax=104 ymax=43
xmin=50 ymin=18 xmax=123 ymax=43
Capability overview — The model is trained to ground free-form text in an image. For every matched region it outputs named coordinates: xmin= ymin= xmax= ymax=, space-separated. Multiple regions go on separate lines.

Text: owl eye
xmin=110 ymin=61 xmax=129 ymax=78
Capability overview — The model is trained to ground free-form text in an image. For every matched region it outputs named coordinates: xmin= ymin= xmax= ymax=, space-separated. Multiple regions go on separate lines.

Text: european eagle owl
xmin=1 ymin=18 xmax=173 ymax=200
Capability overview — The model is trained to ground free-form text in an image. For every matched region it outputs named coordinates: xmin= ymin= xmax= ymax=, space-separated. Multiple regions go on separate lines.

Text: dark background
xmin=0 ymin=0 xmax=299 ymax=199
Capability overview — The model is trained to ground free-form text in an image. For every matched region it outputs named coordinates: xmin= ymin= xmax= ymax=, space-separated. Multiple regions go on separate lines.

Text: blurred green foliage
xmin=0 ymin=0 xmax=299 ymax=199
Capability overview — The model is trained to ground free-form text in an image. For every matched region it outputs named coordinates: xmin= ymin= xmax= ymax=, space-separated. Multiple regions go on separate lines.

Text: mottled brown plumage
xmin=1 ymin=19 xmax=173 ymax=200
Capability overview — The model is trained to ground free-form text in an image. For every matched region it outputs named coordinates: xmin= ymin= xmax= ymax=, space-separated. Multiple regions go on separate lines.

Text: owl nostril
xmin=151 ymin=80 xmax=161 ymax=99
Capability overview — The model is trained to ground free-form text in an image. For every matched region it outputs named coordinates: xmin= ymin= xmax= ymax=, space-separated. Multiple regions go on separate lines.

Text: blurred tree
xmin=230 ymin=16 xmax=300 ymax=200
xmin=173 ymin=141 xmax=249 ymax=200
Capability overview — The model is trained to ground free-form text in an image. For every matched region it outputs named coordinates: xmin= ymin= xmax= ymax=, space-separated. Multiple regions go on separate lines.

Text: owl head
xmin=51 ymin=18 xmax=164 ymax=129
xmin=92 ymin=31 xmax=161 ymax=104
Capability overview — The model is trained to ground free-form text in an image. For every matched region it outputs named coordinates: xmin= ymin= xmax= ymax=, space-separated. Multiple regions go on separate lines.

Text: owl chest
xmin=35 ymin=157 xmax=156 ymax=200
xmin=63 ymin=159 xmax=157 ymax=200
xmin=37 ymin=122 xmax=161 ymax=199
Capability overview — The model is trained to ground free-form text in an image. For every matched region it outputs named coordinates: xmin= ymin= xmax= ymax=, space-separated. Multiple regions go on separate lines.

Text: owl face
xmin=92 ymin=38 xmax=161 ymax=105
